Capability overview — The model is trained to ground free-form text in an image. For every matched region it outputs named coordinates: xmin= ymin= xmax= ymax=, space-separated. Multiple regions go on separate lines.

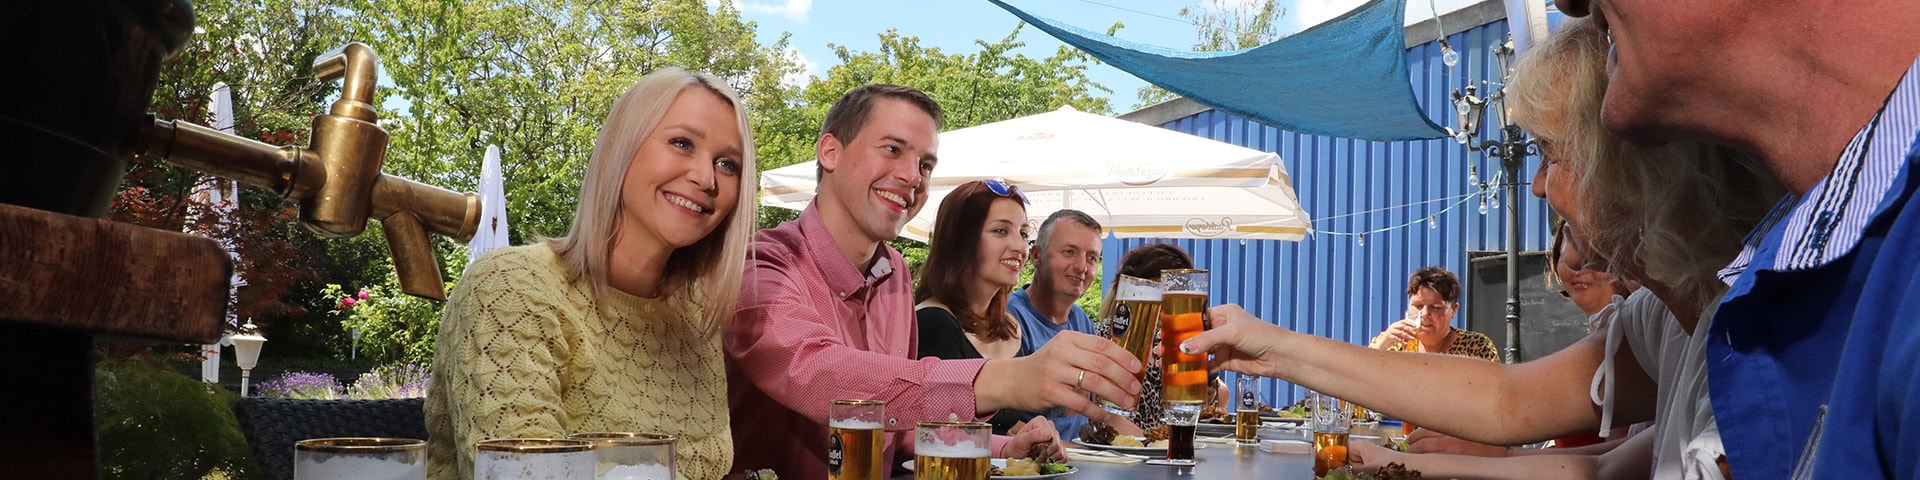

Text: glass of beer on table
xmin=570 ymin=432 xmax=675 ymax=480
xmin=1159 ymin=268 xmax=1210 ymax=462
xmin=913 ymin=422 xmax=992 ymax=480
xmin=1309 ymin=391 xmax=1353 ymax=477
xmin=828 ymin=400 xmax=886 ymax=480
xmin=1235 ymin=375 xmax=1261 ymax=446
xmin=1099 ymin=274 xmax=1163 ymax=418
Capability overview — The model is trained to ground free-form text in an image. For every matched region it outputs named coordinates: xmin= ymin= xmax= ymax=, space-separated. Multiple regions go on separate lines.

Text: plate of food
xmin=1072 ymin=423 xmax=1205 ymax=453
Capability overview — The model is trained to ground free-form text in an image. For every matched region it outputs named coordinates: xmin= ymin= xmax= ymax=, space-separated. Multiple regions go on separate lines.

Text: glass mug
xmin=570 ymin=432 xmax=674 ymax=480
xmin=913 ymin=422 xmax=992 ymax=480
xmin=1234 ymin=376 xmax=1261 ymax=446
xmin=1309 ymin=391 xmax=1352 ymax=477
xmin=294 ymin=437 xmax=427 ymax=480
xmin=828 ymin=400 xmax=886 ymax=480
xmin=1098 ymin=274 xmax=1163 ymax=418
xmin=1159 ymin=268 xmax=1209 ymax=463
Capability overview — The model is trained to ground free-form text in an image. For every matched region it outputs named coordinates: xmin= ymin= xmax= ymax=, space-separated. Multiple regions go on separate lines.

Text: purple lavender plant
xmin=347 ymin=364 xmax=431 ymax=399
xmin=257 ymin=372 xmax=343 ymax=399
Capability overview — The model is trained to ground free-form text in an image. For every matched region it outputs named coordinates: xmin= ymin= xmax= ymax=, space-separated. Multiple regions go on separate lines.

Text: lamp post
xmin=1448 ymin=38 xmax=1537 ymax=364
xmin=231 ymin=322 xmax=267 ymax=397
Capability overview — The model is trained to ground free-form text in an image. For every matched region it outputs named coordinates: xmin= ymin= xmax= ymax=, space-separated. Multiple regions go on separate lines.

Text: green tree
xmin=1135 ymin=0 xmax=1286 ymax=109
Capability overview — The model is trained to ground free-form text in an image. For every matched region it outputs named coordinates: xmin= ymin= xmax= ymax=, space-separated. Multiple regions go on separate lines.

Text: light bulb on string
xmin=1490 ymin=190 xmax=1500 ymax=209
xmin=1357 ymin=234 xmax=1366 ymax=247
xmin=1429 ymin=216 xmax=1438 ymax=229
xmin=1467 ymin=166 xmax=1480 ymax=186
xmin=1478 ymin=196 xmax=1489 ymax=215
xmin=1443 ymin=45 xmax=1460 ymax=67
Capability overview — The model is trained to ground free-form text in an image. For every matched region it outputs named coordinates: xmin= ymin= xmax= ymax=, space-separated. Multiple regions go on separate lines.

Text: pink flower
xmin=357 ymin=289 xmax=371 ymax=300
xmin=343 ymin=297 xmax=358 ymax=307
xmin=336 ymin=298 xmax=347 ymax=309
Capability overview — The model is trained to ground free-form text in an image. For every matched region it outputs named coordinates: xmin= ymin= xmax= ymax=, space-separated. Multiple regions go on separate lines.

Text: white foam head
xmin=1163 ymin=290 xmax=1207 ymax=298
xmin=831 ymin=419 xmax=884 ymax=430
xmin=914 ymin=440 xmax=990 ymax=458
xmin=1113 ymin=278 xmax=1164 ymax=302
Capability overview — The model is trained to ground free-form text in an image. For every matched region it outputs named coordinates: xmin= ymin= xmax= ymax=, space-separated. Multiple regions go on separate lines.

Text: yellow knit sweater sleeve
xmin=426 ymin=246 xmax=576 ymax=480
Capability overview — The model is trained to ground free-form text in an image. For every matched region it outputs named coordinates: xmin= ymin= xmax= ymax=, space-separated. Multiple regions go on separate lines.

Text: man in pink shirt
xmin=727 ymin=84 xmax=1145 ymax=479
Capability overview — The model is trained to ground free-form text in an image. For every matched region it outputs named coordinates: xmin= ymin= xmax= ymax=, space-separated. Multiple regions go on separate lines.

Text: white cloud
xmin=738 ymin=0 xmax=812 ymax=22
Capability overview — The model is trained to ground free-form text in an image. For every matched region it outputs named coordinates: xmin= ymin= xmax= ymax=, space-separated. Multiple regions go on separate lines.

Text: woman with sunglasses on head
xmin=912 ymin=179 xmax=1071 ymax=446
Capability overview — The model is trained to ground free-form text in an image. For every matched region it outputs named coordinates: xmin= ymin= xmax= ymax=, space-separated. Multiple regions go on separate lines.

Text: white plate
xmin=901 ymin=459 xmax=1077 ymax=479
xmin=1069 ymin=437 xmax=1207 ymax=454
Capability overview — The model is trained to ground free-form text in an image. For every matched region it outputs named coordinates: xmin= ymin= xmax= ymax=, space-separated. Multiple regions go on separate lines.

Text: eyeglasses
xmin=985 ymin=178 xmax=1028 ymax=205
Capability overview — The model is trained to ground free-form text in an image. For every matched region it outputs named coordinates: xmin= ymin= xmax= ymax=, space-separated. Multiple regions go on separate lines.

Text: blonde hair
xmin=1510 ymin=18 xmax=1784 ymax=312
xmin=545 ymin=68 xmax=758 ymax=333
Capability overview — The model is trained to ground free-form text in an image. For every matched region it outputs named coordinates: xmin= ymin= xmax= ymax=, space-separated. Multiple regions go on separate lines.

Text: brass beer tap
xmin=137 ymin=42 xmax=479 ymax=300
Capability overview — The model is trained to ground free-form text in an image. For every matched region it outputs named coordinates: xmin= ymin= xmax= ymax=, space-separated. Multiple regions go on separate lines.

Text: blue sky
xmin=730 ymin=0 xmax=1482 ymax=112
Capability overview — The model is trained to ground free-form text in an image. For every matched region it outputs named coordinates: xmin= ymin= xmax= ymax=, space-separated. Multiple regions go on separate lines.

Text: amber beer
xmin=1235 ymin=375 xmax=1260 ymax=446
xmin=1160 ymin=290 xmax=1210 ymax=404
xmin=1312 ymin=431 xmax=1351 ymax=477
xmin=914 ymin=422 xmax=991 ymax=480
xmin=828 ymin=400 xmax=885 ymax=480
xmin=1100 ymin=275 xmax=1163 ymax=416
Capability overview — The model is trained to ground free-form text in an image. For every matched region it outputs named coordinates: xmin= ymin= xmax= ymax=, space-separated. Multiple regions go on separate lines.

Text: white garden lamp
xmin=231 ymin=323 xmax=267 ymax=397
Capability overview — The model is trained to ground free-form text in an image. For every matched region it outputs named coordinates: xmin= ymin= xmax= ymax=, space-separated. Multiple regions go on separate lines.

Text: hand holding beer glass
xmin=1159 ymin=268 xmax=1209 ymax=463
xmin=828 ymin=400 xmax=886 ymax=480
xmin=1097 ymin=274 xmax=1163 ymax=418
xmin=914 ymin=422 xmax=992 ymax=480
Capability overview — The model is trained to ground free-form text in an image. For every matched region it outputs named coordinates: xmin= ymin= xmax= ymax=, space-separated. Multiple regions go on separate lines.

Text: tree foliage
xmin=1136 ymin=0 xmax=1286 ymax=108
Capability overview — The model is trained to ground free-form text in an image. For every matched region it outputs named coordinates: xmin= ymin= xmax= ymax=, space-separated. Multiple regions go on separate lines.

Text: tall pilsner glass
xmin=1099 ymin=274 xmax=1163 ymax=418
xmin=828 ymin=400 xmax=886 ymax=480
xmin=1159 ymin=268 xmax=1210 ymax=462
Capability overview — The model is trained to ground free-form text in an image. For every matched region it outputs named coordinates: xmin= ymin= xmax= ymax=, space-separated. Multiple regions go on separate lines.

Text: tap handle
xmin=312 ymin=42 xmax=380 ymax=123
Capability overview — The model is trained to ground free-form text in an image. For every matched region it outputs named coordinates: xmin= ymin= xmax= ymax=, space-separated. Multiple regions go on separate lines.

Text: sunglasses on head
xmin=985 ymin=178 xmax=1028 ymax=205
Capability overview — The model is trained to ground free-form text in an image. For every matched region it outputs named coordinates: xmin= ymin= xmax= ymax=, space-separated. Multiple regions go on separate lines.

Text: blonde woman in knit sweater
xmin=425 ymin=67 xmax=757 ymax=480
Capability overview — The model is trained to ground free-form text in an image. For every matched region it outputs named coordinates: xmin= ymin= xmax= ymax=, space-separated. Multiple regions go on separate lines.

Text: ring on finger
xmin=1075 ymin=369 xmax=1086 ymax=391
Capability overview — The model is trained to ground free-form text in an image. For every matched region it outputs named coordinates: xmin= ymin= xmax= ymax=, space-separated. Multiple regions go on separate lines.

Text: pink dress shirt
xmin=727 ymin=205 xmax=1006 ymax=480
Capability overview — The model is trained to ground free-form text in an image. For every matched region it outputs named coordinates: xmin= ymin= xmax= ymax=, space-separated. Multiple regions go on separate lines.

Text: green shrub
xmin=96 ymin=358 xmax=257 ymax=480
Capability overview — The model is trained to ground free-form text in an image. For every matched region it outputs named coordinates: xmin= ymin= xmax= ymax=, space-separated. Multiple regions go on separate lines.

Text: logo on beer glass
xmin=1110 ymin=302 xmax=1132 ymax=338
xmin=827 ymin=434 xmax=843 ymax=474
xmin=1241 ymin=390 xmax=1256 ymax=410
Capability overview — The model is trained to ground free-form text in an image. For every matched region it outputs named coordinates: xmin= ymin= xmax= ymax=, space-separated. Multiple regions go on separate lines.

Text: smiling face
xmin=817 ymin=97 xmax=940 ymax=245
xmin=1036 ymin=220 xmax=1102 ymax=299
xmin=1555 ymin=233 xmax=1618 ymax=316
xmin=618 ymin=86 xmax=743 ymax=251
xmin=975 ymin=197 xmax=1031 ymax=290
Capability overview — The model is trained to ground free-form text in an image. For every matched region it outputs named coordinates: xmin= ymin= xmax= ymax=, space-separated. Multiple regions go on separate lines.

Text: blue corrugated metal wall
xmin=1105 ymin=18 xmax=1555 ymax=407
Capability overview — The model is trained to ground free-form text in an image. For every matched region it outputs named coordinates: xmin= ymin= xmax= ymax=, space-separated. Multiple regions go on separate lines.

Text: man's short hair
xmin=1033 ymin=209 xmax=1103 ymax=265
xmin=1406 ymin=266 xmax=1462 ymax=304
xmin=815 ymin=84 xmax=944 ymax=180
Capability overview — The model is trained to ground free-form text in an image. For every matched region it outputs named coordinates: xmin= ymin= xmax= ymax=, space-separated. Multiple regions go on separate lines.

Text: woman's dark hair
xmin=1406 ymin=266 xmax=1462 ymax=303
xmin=913 ymin=180 xmax=1026 ymax=341
xmin=1118 ymin=243 xmax=1195 ymax=279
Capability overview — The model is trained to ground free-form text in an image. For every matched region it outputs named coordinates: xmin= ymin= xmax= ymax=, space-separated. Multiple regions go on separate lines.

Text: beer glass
xmin=294 ymin=437 xmax=426 ymax=480
xmin=571 ymin=433 xmax=674 ymax=480
xmin=1159 ymin=268 xmax=1209 ymax=463
xmin=1235 ymin=376 xmax=1261 ymax=446
xmin=1309 ymin=391 xmax=1352 ymax=477
xmin=1099 ymin=274 xmax=1163 ymax=418
xmin=828 ymin=400 xmax=886 ymax=480
xmin=913 ymin=422 xmax=991 ymax=480
xmin=474 ymin=438 xmax=596 ymax=480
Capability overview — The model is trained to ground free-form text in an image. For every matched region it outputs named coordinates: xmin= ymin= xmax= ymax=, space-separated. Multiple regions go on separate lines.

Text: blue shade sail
xmin=989 ymin=0 xmax=1451 ymax=142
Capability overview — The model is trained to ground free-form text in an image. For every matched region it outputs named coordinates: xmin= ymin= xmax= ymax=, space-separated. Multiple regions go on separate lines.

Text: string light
xmin=1315 ymin=170 xmax=1504 ymax=238
xmin=1429 ymin=216 xmax=1438 ymax=229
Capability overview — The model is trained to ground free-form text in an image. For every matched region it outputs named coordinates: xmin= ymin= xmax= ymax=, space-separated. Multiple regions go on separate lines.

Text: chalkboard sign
xmin=1463 ymin=250 xmax=1591 ymax=363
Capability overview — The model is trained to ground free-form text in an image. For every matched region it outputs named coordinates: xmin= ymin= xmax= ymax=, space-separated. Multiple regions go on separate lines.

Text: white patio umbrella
xmin=193 ymin=82 xmax=246 ymax=383
xmin=760 ymin=106 xmax=1311 ymax=242
xmin=467 ymin=144 xmax=512 ymax=264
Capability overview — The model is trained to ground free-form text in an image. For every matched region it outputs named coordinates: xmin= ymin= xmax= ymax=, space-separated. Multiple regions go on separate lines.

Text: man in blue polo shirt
xmin=1557 ymin=1 xmax=1920 ymax=477
xmin=1011 ymin=209 xmax=1103 ymax=356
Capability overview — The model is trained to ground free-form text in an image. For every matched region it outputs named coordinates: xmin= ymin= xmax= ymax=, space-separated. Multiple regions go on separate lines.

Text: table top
xmin=894 ymin=422 xmax=1406 ymax=480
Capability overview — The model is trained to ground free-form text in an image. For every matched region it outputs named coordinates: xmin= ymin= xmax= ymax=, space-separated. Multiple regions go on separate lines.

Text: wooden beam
xmin=0 ymin=202 xmax=229 ymax=343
